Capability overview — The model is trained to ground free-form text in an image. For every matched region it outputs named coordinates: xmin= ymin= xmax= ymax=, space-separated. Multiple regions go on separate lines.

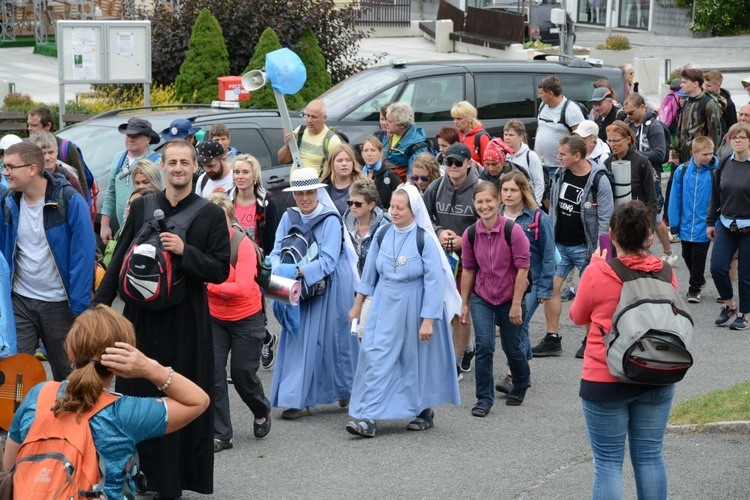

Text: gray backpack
xmin=603 ymin=259 xmax=694 ymax=385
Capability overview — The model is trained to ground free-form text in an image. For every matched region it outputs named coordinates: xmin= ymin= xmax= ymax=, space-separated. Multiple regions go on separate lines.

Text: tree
xmin=295 ymin=28 xmax=331 ymax=104
xmin=174 ymin=9 xmax=230 ymax=103
xmin=242 ymin=28 xmax=305 ymax=110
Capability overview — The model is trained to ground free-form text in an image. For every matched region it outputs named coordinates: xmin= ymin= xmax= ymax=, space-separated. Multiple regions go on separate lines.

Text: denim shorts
xmin=555 ymin=242 xmax=589 ymax=278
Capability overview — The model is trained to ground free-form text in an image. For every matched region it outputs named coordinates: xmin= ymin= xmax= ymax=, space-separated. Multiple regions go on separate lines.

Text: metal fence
xmin=356 ymin=0 xmax=411 ymax=27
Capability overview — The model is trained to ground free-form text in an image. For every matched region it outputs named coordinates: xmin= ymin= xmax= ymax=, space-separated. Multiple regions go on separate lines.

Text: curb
xmin=666 ymin=421 xmax=750 ymax=435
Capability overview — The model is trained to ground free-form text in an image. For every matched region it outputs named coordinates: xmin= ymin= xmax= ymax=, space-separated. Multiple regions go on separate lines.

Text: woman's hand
xmin=101 ymin=342 xmax=155 ymax=379
xmin=591 ymin=247 xmax=608 ymax=260
xmin=510 ymin=303 xmax=523 ymax=326
xmin=348 ymin=304 xmax=361 ymax=324
xmin=419 ymin=318 xmax=433 ymax=342
xmin=460 ymin=303 xmax=470 ymax=325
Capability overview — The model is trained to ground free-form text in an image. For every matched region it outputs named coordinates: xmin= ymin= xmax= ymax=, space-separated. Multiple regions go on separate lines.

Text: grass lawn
xmin=669 ymin=381 xmax=750 ymax=426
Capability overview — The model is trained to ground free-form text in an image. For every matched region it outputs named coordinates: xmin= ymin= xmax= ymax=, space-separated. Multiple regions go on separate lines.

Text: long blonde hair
xmin=321 ymin=143 xmax=365 ymax=185
xmin=54 ymin=305 xmax=136 ymax=419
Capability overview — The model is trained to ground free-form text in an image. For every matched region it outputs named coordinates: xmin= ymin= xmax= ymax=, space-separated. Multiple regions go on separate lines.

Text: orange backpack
xmin=13 ymin=382 xmax=118 ymax=499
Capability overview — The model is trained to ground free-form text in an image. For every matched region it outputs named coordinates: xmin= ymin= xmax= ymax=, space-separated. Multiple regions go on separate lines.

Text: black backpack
xmin=405 ymin=138 xmax=437 ymax=159
xmin=295 ymin=125 xmax=349 ymax=171
xmin=465 ymin=218 xmax=531 ymax=294
xmin=375 ymin=223 xmax=425 ymax=255
xmin=590 ymin=168 xmax=618 ymax=205
xmin=538 ymin=99 xmax=589 ymax=133
xmin=118 ymin=194 xmax=208 ymax=311
xmin=279 ymin=208 xmax=342 ymax=301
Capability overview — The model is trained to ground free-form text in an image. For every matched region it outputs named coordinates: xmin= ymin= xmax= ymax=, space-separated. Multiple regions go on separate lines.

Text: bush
xmin=242 ymin=28 xmax=305 ymax=110
xmin=604 ymin=35 xmax=631 ymax=50
xmin=139 ymin=0 xmax=384 ymax=90
xmin=675 ymin=0 xmax=750 ymax=36
xmin=296 ymin=28 xmax=332 ymax=104
xmin=175 ymin=9 xmax=230 ymax=103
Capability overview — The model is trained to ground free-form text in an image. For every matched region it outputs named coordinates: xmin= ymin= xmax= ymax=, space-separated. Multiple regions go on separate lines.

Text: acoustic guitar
xmin=0 ymin=354 xmax=47 ymax=432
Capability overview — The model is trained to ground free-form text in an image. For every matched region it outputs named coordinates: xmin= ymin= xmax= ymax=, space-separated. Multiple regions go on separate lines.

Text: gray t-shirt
xmin=535 ymin=97 xmax=585 ymax=168
xmin=14 ymin=197 xmax=67 ymax=302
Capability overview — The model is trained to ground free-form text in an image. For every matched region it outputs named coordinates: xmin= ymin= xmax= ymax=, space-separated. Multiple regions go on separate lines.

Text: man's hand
xmin=160 ymin=232 xmax=185 ymax=255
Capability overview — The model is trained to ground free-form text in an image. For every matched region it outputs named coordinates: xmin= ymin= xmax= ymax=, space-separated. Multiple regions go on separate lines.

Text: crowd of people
xmin=0 ymin=64 xmax=746 ymax=498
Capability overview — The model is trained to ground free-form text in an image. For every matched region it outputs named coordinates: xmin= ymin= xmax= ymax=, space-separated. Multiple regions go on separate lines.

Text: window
xmin=619 ymin=0 xmax=649 ymax=29
xmin=225 ymin=128 xmax=272 ymax=168
xmin=475 ymin=73 xmax=536 ymax=119
xmin=557 ymin=74 xmax=609 ymax=107
xmin=577 ymin=0 xmax=605 ymax=25
xmin=400 ymin=75 xmax=464 ymax=122
xmin=343 ymin=85 xmax=401 ymax=122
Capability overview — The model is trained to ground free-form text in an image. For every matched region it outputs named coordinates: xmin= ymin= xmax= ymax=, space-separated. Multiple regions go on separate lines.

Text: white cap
xmin=0 ymin=134 xmax=22 ymax=154
xmin=574 ymin=120 xmax=599 ymax=138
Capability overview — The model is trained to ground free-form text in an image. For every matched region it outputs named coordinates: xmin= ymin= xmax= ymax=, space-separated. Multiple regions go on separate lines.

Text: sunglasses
xmin=445 ymin=158 xmax=465 ymax=167
xmin=410 ymin=175 xmax=430 ymax=183
xmin=346 ymin=200 xmax=365 ymax=208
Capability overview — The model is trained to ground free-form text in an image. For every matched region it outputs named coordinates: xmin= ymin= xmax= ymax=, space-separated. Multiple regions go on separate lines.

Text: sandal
xmin=506 ymin=386 xmax=528 ymax=406
xmin=346 ymin=419 xmax=376 ymax=437
xmin=406 ymin=408 xmax=434 ymax=431
xmin=471 ymin=403 xmax=490 ymax=417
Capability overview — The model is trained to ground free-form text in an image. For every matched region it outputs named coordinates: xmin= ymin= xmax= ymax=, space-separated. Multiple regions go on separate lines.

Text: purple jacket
xmin=461 ymin=215 xmax=530 ymax=306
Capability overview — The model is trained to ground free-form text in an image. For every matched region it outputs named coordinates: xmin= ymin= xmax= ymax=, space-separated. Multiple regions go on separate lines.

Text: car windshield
xmin=57 ymin=124 xmax=131 ymax=179
xmin=316 ymin=68 xmax=401 ymax=119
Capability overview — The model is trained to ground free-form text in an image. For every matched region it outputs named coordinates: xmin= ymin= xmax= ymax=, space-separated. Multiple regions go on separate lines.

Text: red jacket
xmin=207 ymin=228 xmax=263 ymax=321
xmin=461 ymin=125 xmax=490 ymax=163
xmin=570 ymin=254 xmax=679 ymax=383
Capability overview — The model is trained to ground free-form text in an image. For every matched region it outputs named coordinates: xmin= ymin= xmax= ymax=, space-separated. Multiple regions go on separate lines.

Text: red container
xmin=218 ymin=76 xmax=250 ymax=102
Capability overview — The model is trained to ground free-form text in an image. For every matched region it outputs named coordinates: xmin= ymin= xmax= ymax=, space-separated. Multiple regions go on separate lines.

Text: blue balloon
xmin=265 ymin=48 xmax=307 ymax=95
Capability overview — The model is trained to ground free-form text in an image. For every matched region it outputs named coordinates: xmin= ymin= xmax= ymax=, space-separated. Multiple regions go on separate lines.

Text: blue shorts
xmin=554 ymin=243 xmax=589 ymax=279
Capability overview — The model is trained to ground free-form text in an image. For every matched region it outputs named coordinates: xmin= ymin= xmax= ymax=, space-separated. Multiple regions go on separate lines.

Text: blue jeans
xmin=710 ymin=222 xmax=750 ymax=313
xmin=521 ymin=282 xmax=539 ymax=360
xmin=555 ymin=242 xmax=589 ymax=279
xmin=470 ymin=294 xmax=530 ymax=408
xmin=581 ymin=385 xmax=676 ymax=500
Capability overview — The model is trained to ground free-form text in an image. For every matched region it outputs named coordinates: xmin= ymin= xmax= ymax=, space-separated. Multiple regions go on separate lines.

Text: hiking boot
xmin=687 ymin=291 xmax=701 ymax=303
xmin=495 ymin=375 xmax=513 ymax=395
xmin=261 ymin=332 xmax=278 ymax=369
xmin=460 ymin=350 xmax=475 ymax=372
xmin=213 ymin=439 xmax=233 ymax=453
xmin=575 ymin=337 xmax=587 ymax=359
xmin=560 ymin=287 xmax=576 ymax=302
xmin=531 ymin=335 xmax=562 ymax=357
xmin=729 ymin=313 xmax=749 ymax=331
xmin=715 ymin=306 xmax=737 ymax=326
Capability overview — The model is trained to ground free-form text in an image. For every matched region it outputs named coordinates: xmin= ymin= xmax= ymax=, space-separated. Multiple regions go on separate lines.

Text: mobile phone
xmin=599 ymin=234 xmax=613 ymax=260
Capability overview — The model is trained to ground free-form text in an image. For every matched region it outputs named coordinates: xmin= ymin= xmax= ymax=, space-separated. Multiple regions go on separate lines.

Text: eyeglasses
xmin=2 ymin=163 xmax=32 ymax=171
xmin=730 ymin=136 xmax=749 ymax=141
xmin=346 ymin=200 xmax=365 ymax=208
xmin=607 ymin=137 xmax=627 ymax=144
xmin=445 ymin=158 xmax=465 ymax=167
xmin=625 ymin=110 xmax=636 ymax=116
xmin=410 ymin=175 xmax=430 ymax=183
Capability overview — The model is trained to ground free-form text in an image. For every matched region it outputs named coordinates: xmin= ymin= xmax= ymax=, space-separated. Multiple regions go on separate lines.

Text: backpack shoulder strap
xmin=199 ymin=173 xmax=209 ymax=193
xmin=559 ymin=99 xmax=572 ymax=132
xmin=147 ymin=152 xmax=160 ymax=162
xmin=608 ymin=258 xmax=641 ymax=283
xmin=285 ymin=207 xmax=303 ymax=226
xmin=473 ymin=131 xmax=489 ymax=158
xmin=467 ymin=221 xmax=477 ymax=253
xmin=416 ymin=225 xmax=425 ymax=255
xmin=166 ymin=197 xmax=209 ymax=231
xmin=229 ymin=227 xmax=245 ymax=268
xmin=376 ymin=223 xmax=392 ymax=247
xmin=427 ymin=176 xmax=445 ymax=221
xmin=115 ymin=151 xmax=128 ymax=175
xmin=296 ymin=125 xmax=306 ymax=149
xmin=142 ymin=193 xmax=160 ymax=222
xmin=321 ymin=128 xmax=338 ymax=168
xmin=591 ymin=169 xmax=606 ymax=203
xmin=59 ymin=139 xmax=70 ymax=163
xmin=503 ymin=217 xmax=514 ymax=247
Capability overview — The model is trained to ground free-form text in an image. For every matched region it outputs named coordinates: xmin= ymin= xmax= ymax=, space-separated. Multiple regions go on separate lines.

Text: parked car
xmin=482 ymin=0 xmax=569 ymax=45
xmin=313 ymin=57 xmax=624 ymax=150
xmin=56 ymin=105 xmax=304 ymax=231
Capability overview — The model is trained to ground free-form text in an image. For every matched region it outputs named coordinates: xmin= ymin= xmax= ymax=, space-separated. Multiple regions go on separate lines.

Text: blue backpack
xmin=280 ymin=208 xmax=342 ymax=301
xmin=59 ymin=138 xmax=95 ymax=205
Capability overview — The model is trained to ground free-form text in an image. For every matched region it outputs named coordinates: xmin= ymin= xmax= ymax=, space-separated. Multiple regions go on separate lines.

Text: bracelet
xmin=157 ymin=366 xmax=174 ymax=392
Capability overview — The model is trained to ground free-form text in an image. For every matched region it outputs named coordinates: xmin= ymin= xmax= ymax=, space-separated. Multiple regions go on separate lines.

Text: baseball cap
xmin=591 ymin=87 xmax=613 ymax=102
xmin=445 ymin=143 xmax=471 ymax=163
xmin=0 ymin=134 xmax=23 ymax=154
xmin=574 ymin=120 xmax=599 ymax=138
xmin=196 ymin=140 xmax=225 ymax=164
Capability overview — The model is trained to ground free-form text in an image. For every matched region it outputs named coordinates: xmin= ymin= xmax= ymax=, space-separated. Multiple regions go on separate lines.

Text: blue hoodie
xmin=668 ymin=155 xmax=718 ymax=243
xmin=0 ymin=171 xmax=95 ymax=314
xmin=382 ymin=124 xmax=428 ymax=178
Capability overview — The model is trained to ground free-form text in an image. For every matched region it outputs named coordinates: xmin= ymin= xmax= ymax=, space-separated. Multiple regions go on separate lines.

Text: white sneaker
xmin=662 ymin=253 xmax=678 ymax=266
xmin=669 ymin=234 xmax=681 ymax=243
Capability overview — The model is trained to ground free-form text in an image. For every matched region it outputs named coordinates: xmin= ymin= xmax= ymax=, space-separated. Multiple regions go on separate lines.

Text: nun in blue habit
xmin=346 ymin=184 xmax=460 ymax=437
xmin=269 ymin=167 xmax=360 ymax=419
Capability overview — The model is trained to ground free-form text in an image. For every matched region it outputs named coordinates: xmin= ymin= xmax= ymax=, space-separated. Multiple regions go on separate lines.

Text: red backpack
xmin=13 ymin=382 xmax=118 ymax=499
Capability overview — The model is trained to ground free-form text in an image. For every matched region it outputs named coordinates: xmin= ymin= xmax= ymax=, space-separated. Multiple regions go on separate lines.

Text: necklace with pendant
xmin=391 ymin=230 xmax=410 ymax=271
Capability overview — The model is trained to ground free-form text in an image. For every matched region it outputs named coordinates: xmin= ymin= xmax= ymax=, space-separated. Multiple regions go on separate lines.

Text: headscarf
xmin=483 ymin=138 xmax=515 ymax=164
xmin=396 ymin=184 xmax=462 ymax=317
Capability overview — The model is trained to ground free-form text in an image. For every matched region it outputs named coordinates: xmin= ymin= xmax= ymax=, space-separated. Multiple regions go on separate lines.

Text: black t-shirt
xmin=556 ymin=169 xmax=590 ymax=246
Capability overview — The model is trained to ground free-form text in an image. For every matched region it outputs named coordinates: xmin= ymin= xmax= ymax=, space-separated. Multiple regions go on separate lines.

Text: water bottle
xmin=259 ymin=256 xmax=273 ymax=291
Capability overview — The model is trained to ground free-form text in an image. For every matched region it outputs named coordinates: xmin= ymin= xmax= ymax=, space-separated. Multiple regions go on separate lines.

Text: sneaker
xmin=716 ymin=296 xmax=725 ymax=304
xmin=261 ymin=332 xmax=278 ymax=369
xmin=460 ymin=350 xmax=475 ymax=372
xmin=457 ymin=364 xmax=463 ymax=382
xmin=669 ymin=234 xmax=681 ymax=243
xmin=575 ymin=337 xmax=587 ymax=359
xmin=495 ymin=375 xmax=513 ymax=395
xmin=729 ymin=313 xmax=749 ymax=331
xmin=560 ymin=287 xmax=576 ymax=302
xmin=213 ymin=439 xmax=233 ymax=453
xmin=531 ymin=334 xmax=562 ymax=357
xmin=662 ymin=253 xmax=678 ymax=266
xmin=715 ymin=306 xmax=737 ymax=326
xmin=687 ymin=291 xmax=701 ymax=303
